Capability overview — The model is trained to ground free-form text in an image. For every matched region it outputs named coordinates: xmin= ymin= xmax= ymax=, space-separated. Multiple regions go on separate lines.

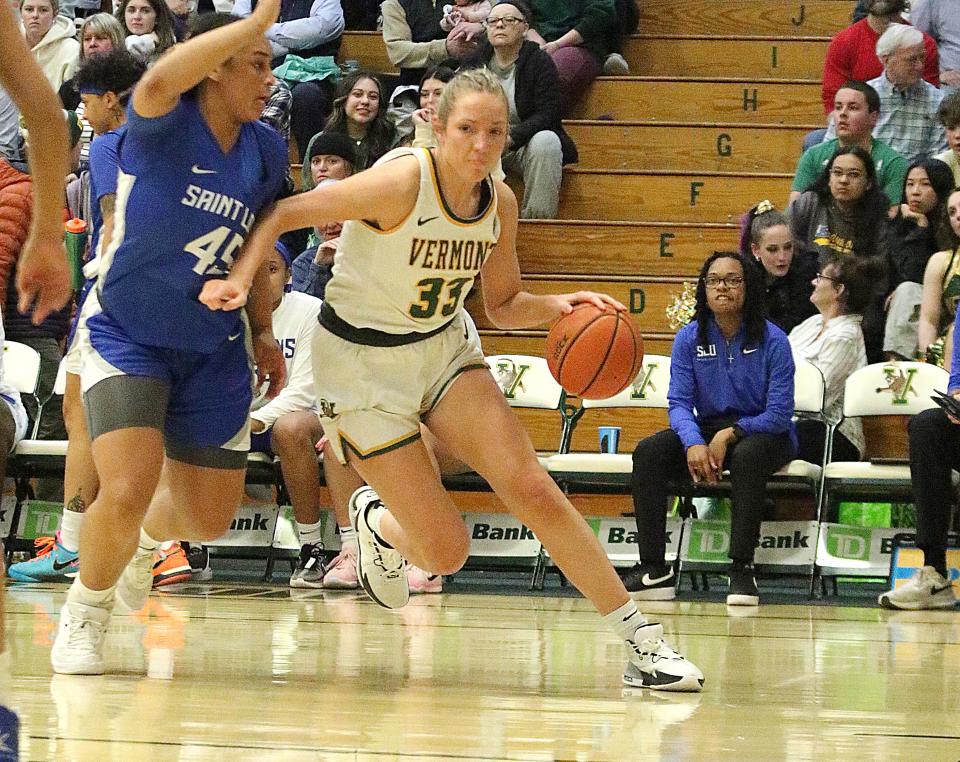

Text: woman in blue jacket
xmin=627 ymin=251 xmax=797 ymax=607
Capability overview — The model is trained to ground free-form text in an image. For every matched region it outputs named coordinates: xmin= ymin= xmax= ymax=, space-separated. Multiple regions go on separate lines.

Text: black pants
xmin=290 ymin=81 xmax=334 ymax=161
xmin=795 ymin=419 xmax=859 ymax=465
xmin=632 ymin=427 xmax=795 ymax=564
xmin=908 ymin=407 xmax=960 ymax=570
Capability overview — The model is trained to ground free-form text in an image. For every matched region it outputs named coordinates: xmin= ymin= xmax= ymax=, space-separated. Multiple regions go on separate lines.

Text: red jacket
xmin=0 ymin=160 xmax=32 ymax=317
xmin=822 ymin=17 xmax=940 ymax=114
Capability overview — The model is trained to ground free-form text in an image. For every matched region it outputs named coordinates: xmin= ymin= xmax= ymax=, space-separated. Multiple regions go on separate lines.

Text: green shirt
xmin=791 ymin=137 xmax=908 ymax=205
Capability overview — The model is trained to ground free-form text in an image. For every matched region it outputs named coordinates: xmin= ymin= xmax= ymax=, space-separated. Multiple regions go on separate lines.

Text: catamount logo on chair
xmin=875 ymin=365 xmax=919 ymax=405
xmin=629 ymin=361 xmax=660 ymax=401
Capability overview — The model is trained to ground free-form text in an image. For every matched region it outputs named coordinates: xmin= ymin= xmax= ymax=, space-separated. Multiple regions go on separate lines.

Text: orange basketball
xmin=545 ymin=305 xmax=644 ymax=399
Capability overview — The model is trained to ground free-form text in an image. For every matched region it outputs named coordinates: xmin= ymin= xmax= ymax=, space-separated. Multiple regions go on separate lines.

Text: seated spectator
xmin=741 ymin=201 xmax=816 ymax=334
xmin=400 ymin=65 xmax=455 ymax=148
xmin=934 ymin=91 xmax=960 ymax=187
xmin=790 ymin=146 xmax=890 ymax=360
xmin=917 ymin=189 xmax=960 ymax=371
xmin=231 ymin=0 xmax=344 ymax=161
xmin=471 ymin=0 xmax=576 ymax=219
xmin=59 ymin=14 xmax=126 ymax=110
xmin=821 ymin=0 xmax=939 ymax=118
xmin=884 ymin=158 xmax=955 ymax=360
xmin=165 ymin=0 xmax=190 ymax=41
xmin=0 ymin=308 xmax=28 ymax=497
xmin=911 ymin=0 xmax=960 ymax=96
xmin=291 ymin=132 xmax=356 ymax=299
xmin=115 ymin=0 xmax=177 ymax=63
xmin=322 ymin=70 xmax=397 ymax=170
xmin=600 ymin=0 xmax=637 ymax=75
xmin=626 ymin=251 xmax=796 ymax=607
xmin=0 ymin=89 xmax=25 ymax=169
xmin=525 ymin=0 xmax=616 ymax=114
xmin=381 ymin=0 xmax=478 ymax=86
xmin=824 ymin=24 xmax=947 ymax=164
xmin=248 ymin=243 xmax=327 ymax=587
xmin=22 ymin=0 xmax=81 ymax=91
xmin=789 ymin=251 xmax=878 ymax=465
xmin=790 ymin=80 xmax=907 ymax=209
xmin=880 ymin=297 xmax=960 ymax=610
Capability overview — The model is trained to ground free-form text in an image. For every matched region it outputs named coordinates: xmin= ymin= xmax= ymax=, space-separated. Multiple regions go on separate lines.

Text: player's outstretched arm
xmin=0 ymin=2 xmax=71 ymax=323
xmin=200 ymin=155 xmax=420 ymax=310
xmin=480 ymin=183 xmax=624 ymax=329
xmin=133 ymin=0 xmax=281 ymax=118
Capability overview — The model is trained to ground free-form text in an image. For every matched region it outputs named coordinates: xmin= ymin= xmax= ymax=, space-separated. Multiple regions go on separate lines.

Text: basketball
xmin=545 ymin=305 xmax=644 ymax=399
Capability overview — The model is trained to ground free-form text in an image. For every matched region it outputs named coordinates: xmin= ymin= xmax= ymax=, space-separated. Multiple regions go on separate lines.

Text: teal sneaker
xmin=8 ymin=534 xmax=79 ymax=582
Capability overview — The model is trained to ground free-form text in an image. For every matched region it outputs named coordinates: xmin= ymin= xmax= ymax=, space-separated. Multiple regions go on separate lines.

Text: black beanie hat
xmin=307 ymin=131 xmax=357 ymax=166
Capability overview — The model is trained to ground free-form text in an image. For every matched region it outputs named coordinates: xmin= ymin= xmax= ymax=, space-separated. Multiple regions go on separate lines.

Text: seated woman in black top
xmin=740 ymin=200 xmax=816 ymax=334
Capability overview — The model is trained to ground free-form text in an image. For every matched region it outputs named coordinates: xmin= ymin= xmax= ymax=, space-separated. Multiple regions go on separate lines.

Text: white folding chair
xmin=821 ymin=361 xmax=948 ymax=507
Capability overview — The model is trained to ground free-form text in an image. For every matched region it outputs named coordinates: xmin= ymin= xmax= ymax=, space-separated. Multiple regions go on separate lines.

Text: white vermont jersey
xmin=324 ymin=147 xmax=500 ymax=334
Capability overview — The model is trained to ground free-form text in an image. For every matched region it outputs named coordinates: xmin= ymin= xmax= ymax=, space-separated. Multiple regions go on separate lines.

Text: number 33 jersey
xmin=324 ymin=147 xmax=500 ymax=334
xmin=92 ymin=97 xmax=287 ymax=352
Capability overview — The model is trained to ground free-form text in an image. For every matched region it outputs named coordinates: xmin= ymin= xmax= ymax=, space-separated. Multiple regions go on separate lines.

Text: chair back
xmin=794 ymin=360 xmax=825 ymax=416
xmin=485 ymin=355 xmax=566 ymax=410
xmin=842 ymin=361 xmax=947 ymax=418
xmin=581 ymin=355 xmax=672 ymax=410
xmin=3 ymin=341 xmax=41 ymax=396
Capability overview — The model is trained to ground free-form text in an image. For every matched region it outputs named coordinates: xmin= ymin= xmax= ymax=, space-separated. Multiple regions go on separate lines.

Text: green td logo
xmin=687 ymin=521 xmax=729 ymax=562
xmin=825 ymin=525 xmax=872 ymax=560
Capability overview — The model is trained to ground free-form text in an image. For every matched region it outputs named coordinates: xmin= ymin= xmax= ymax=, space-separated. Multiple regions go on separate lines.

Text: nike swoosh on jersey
xmin=191 ymin=165 xmax=217 ymax=175
xmin=743 ymin=348 xmax=758 ymax=354
xmin=417 ymin=215 xmax=439 ymax=226
xmin=227 ymin=329 xmax=242 ymax=341
xmin=641 ymin=571 xmax=673 ymax=586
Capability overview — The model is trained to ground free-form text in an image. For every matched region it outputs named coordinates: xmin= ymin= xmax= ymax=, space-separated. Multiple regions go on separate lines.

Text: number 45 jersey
xmin=93 ymin=97 xmax=287 ymax=353
xmin=324 ymin=147 xmax=500 ymax=335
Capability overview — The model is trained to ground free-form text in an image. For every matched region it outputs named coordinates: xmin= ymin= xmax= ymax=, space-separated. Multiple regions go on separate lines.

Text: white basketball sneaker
xmin=116 ymin=549 xmax=155 ymax=612
xmin=349 ymin=487 xmax=409 ymax=610
xmin=51 ymin=601 xmax=111 ymax=675
xmin=623 ymin=622 xmax=704 ymax=692
xmin=878 ymin=566 xmax=957 ymax=610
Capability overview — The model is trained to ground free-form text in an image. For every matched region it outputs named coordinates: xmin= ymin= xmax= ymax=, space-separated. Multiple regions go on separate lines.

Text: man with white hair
xmin=828 ymin=24 xmax=948 ymax=164
xmin=911 ymin=0 xmax=960 ymax=96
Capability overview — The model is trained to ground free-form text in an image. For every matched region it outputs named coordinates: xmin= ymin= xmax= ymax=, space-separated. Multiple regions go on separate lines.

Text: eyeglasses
xmin=483 ymin=16 xmax=526 ymax=27
xmin=815 ymin=272 xmax=842 ymax=283
xmin=704 ymin=275 xmax=744 ymax=289
xmin=829 ymin=168 xmax=865 ymax=180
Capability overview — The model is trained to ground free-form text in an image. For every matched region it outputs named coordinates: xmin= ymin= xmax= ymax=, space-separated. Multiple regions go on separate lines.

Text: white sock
xmin=67 ymin=576 xmax=115 ymax=608
xmin=337 ymin=525 xmax=357 ymax=550
xmin=364 ymin=505 xmax=393 ymax=548
xmin=137 ymin=528 xmax=160 ymax=556
xmin=603 ymin=599 xmax=648 ymax=643
xmin=58 ymin=510 xmax=84 ymax=553
xmin=296 ymin=519 xmax=324 ymax=546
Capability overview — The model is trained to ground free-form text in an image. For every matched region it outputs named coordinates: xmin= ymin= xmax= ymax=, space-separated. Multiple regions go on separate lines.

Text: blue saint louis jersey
xmin=92 ymin=96 xmax=286 ymax=352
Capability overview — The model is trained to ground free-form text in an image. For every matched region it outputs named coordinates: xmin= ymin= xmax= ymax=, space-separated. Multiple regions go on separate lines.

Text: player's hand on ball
xmin=553 ymin=291 xmax=626 ymax=316
xmin=16 ymin=235 xmax=71 ymax=324
xmin=199 ymin=278 xmax=248 ymax=311
xmin=252 ymin=329 xmax=286 ymax=399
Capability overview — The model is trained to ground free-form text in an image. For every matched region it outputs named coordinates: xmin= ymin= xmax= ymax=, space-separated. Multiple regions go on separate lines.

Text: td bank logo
xmin=687 ymin=522 xmax=729 ymax=562
xmin=629 ymin=362 xmax=660 ymax=401
xmin=826 ymin=525 xmax=871 ymax=560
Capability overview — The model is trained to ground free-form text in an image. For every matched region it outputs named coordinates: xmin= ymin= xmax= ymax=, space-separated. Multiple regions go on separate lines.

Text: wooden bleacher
xmin=329 ymin=2 xmax=910 ymax=490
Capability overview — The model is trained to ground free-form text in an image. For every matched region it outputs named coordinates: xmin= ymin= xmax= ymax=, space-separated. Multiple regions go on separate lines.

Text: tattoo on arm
xmin=65 ymin=492 xmax=87 ymax=514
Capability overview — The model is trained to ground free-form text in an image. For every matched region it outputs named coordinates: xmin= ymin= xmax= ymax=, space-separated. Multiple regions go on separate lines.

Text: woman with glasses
xmin=627 ymin=251 xmax=797 ymax=607
xmin=790 ymin=145 xmax=891 ymax=360
xmin=466 ymin=0 xmax=577 ymax=218
xmin=789 ymin=253 xmax=879 ymax=465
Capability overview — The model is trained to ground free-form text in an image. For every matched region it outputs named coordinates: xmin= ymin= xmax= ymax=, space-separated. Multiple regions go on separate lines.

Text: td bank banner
xmin=681 ymin=520 xmax=819 ymax=567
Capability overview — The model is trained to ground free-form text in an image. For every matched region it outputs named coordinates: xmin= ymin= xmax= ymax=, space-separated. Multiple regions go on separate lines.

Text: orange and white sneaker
xmin=152 ymin=542 xmax=192 ymax=588
xmin=406 ymin=564 xmax=442 ymax=594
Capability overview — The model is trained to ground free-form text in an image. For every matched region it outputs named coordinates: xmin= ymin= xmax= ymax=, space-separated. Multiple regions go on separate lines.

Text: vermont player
xmin=52 ymin=7 xmax=288 ymax=675
xmin=202 ymin=68 xmax=704 ymax=691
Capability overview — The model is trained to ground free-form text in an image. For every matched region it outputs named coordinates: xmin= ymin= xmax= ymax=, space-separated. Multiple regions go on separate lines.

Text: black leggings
xmin=632 ymin=428 xmax=795 ymax=564
xmin=908 ymin=408 xmax=960 ymax=571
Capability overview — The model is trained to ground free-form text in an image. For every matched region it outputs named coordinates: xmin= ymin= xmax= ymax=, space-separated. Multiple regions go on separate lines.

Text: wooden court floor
xmin=3 ymin=581 xmax=960 ymax=761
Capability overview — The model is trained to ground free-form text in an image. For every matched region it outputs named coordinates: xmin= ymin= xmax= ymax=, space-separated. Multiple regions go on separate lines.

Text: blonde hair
xmin=79 ymin=13 xmax=126 ymax=59
xmin=437 ymin=67 xmax=509 ymax=126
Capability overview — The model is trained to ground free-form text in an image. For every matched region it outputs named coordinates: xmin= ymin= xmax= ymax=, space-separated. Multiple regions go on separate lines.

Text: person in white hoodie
xmin=21 ymin=0 xmax=80 ymax=91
